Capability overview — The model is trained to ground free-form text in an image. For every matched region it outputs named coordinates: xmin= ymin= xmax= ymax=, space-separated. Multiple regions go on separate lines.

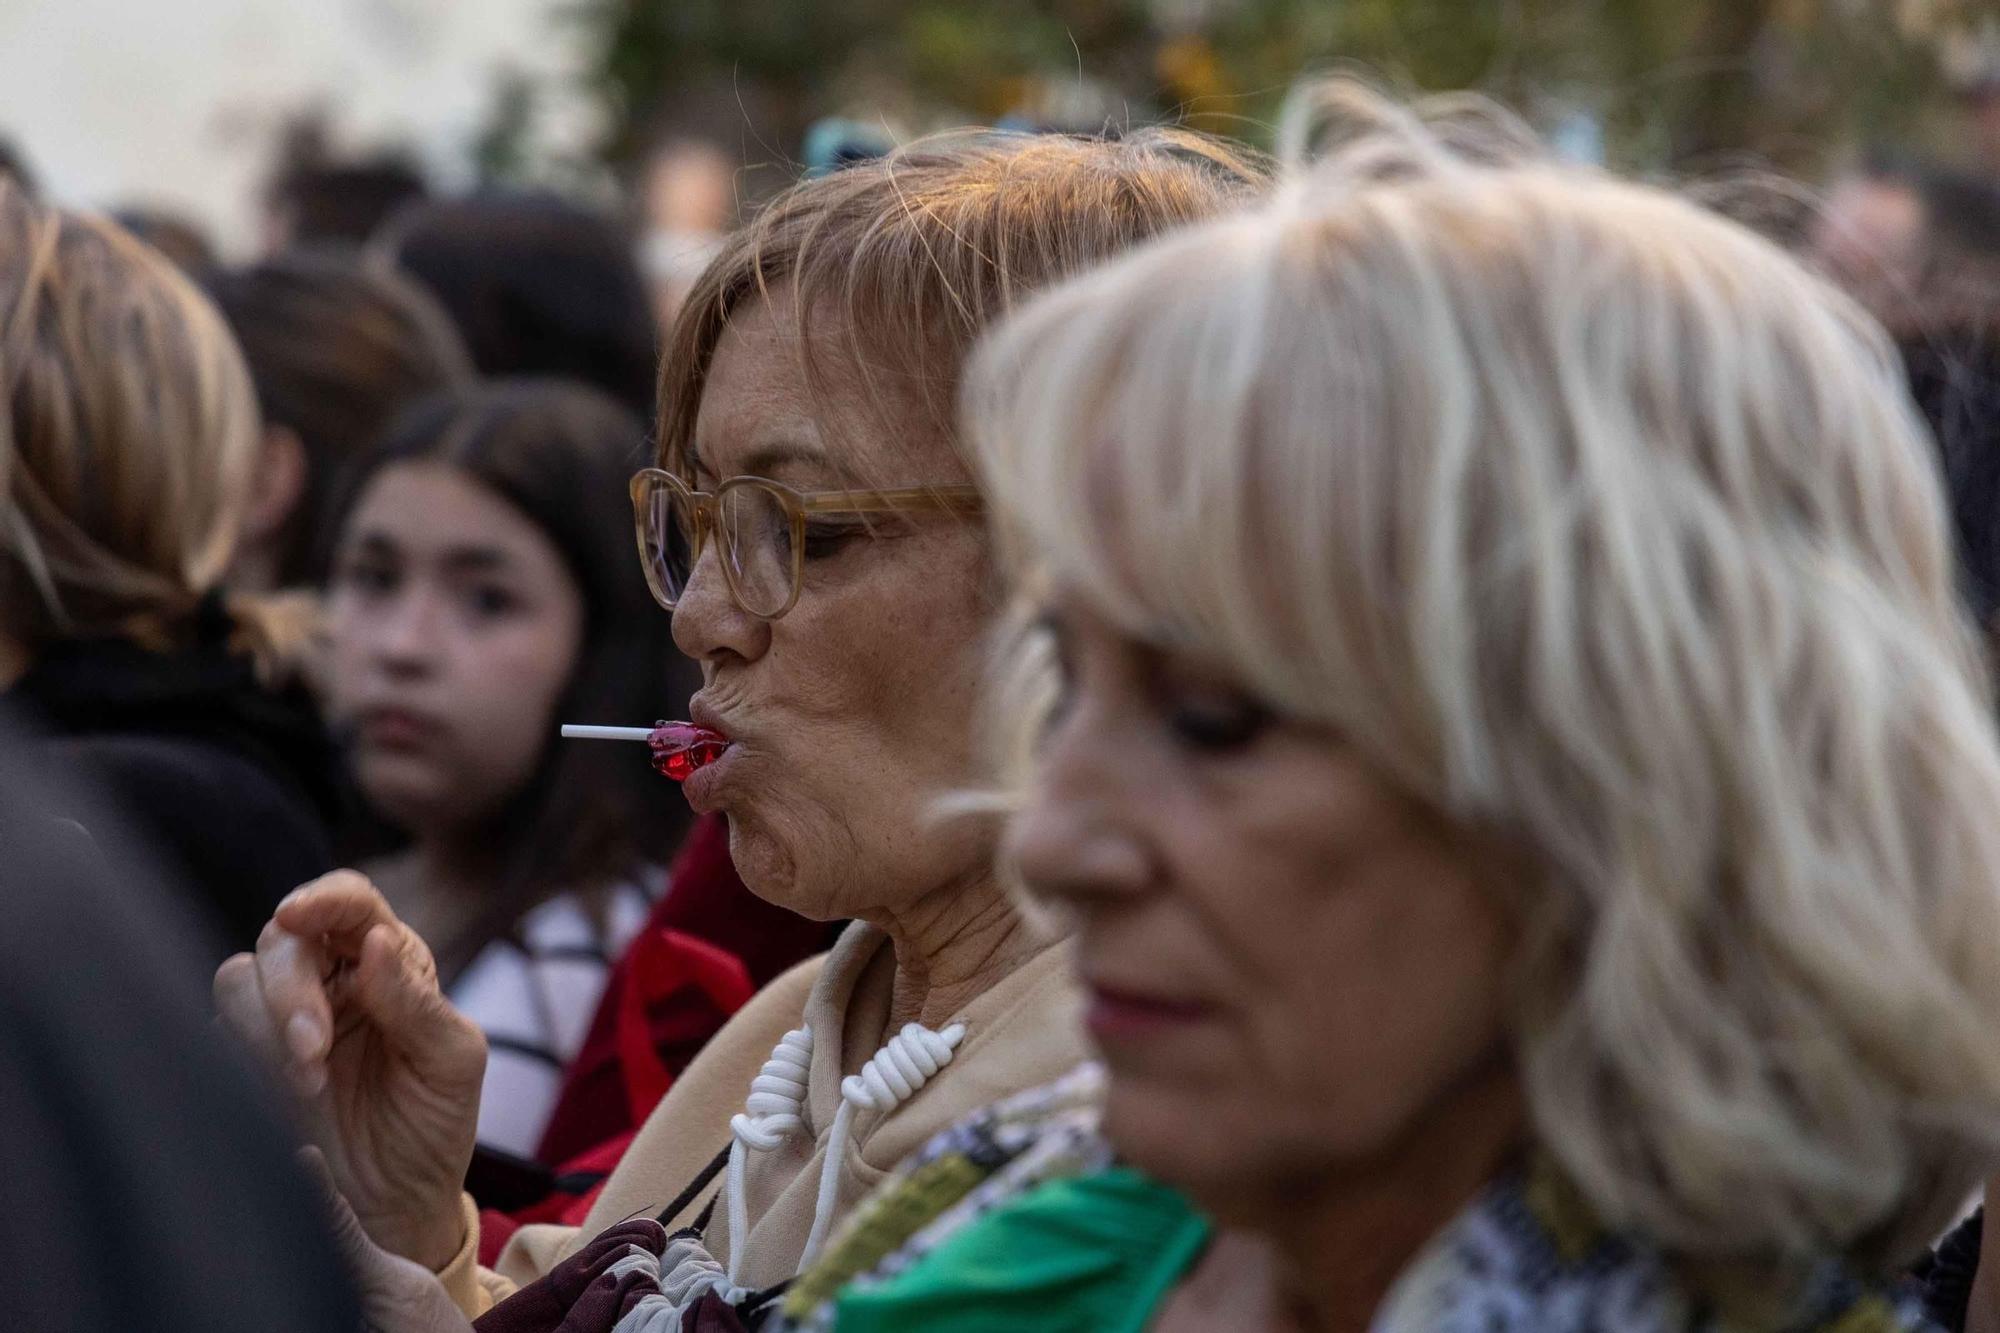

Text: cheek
xmin=443 ymin=622 xmax=577 ymax=781
xmin=359 ymin=618 xmax=577 ymax=825
xmin=721 ymin=537 xmax=990 ymax=914
xmin=322 ymin=605 xmax=373 ymax=722
xmin=1100 ymin=778 xmax=1514 ymax=1193
xmin=1246 ymin=873 xmax=1511 ymax=1143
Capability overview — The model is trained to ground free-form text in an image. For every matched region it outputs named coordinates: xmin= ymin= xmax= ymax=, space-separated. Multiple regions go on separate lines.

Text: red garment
xmin=478 ymin=929 xmax=743 ymax=1259
xmin=475 ymin=815 xmax=835 ymax=1265
xmin=536 ymin=815 xmax=834 ymax=1165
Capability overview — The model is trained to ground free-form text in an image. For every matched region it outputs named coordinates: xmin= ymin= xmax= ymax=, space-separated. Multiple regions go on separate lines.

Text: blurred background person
xmin=1807 ymin=155 xmax=1931 ymax=310
xmin=374 ymin=192 xmax=659 ymax=419
xmin=1807 ymin=154 xmax=2000 ymax=643
xmin=1808 ymin=153 xmax=2000 ymax=324
xmin=262 ymin=144 xmax=430 ymax=254
xmin=201 ymin=249 xmax=475 ymax=593
xmin=635 ymin=136 xmax=736 ymax=328
xmin=0 ymin=182 xmax=338 ymax=960
xmin=319 ymin=380 xmax=697 ymax=1158
xmin=109 ymin=203 xmax=216 ymax=270
xmin=0 ymin=709 xmax=363 ymax=1332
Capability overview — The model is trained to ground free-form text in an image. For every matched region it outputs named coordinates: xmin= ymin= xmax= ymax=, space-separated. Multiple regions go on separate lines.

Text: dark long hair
xmin=327 ymin=379 xmax=696 ymax=977
xmin=202 ymin=248 xmax=474 ymax=586
xmin=376 ymin=192 xmax=659 ymax=419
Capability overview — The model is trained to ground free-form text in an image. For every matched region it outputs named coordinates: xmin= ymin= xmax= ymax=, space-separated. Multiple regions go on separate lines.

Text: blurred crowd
xmin=12 ymin=65 xmax=2000 ymax=1333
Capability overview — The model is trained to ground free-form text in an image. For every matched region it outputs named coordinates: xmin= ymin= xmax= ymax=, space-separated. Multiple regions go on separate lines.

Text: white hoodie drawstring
xmin=798 ymin=1021 xmax=965 ymax=1269
xmin=724 ymin=1025 xmax=813 ymax=1283
xmin=721 ymin=1019 xmax=967 ymax=1283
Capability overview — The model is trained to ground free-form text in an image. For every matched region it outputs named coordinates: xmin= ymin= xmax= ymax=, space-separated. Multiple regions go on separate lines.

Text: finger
xmin=272 ymin=869 xmax=400 ymax=953
xmin=253 ymin=920 xmax=336 ymax=1093
xmin=213 ymin=952 xmax=287 ymax=1070
xmin=353 ymin=923 xmax=485 ymax=1088
xmin=296 ymin=1145 xmax=339 ymax=1212
xmin=219 ymin=949 xmax=329 ymax=1102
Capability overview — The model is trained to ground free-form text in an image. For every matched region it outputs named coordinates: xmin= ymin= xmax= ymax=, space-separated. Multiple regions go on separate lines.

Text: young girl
xmin=323 ymin=379 xmax=694 ymax=1157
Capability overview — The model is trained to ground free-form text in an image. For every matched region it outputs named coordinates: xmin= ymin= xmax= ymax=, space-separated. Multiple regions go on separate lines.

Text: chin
xmin=722 ymin=814 xmax=813 ymax=915
xmin=355 ymin=766 xmax=453 ymax=831
xmin=721 ymin=809 xmax=881 ymax=924
xmin=1099 ymin=1075 xmax=1226 ymax=1190
xmin=1102 ymin=1080 xmax=1339 ymax=1227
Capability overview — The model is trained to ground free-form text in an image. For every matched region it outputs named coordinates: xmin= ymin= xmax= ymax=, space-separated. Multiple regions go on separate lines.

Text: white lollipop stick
xmin=560 ymin=725 xmax=655 ymax=742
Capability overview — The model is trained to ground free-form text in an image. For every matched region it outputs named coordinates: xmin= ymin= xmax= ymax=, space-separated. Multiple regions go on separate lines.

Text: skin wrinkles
xmin=674 ymin=291 xmax=1041 ymax=1029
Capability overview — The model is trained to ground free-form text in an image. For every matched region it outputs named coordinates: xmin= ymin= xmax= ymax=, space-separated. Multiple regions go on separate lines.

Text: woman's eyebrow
xmin=696 ymin=437 xmax=865 ymax=487
xmin=741 ymin=441 xmax=829 ymax=476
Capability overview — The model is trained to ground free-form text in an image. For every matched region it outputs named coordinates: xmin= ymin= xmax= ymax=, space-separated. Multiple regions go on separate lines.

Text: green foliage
xmin=565 ymin=0 xmax=1974 ymax=173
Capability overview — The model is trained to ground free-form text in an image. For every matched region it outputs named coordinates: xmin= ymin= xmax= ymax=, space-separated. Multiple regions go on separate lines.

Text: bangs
xmin=655 ymin=127 xmax=1269 ymax=481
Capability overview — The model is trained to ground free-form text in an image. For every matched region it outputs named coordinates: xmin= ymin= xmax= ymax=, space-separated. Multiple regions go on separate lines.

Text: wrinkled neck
xmin=872 ymin=872 xmax=1047 ymax=1031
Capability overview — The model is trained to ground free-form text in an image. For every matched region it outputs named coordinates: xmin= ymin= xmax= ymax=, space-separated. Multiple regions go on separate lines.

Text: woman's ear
xmin=230 ymin=425 xmax=310 ymax=591
xmin=244 ymin=424 xmax=309 ymax=546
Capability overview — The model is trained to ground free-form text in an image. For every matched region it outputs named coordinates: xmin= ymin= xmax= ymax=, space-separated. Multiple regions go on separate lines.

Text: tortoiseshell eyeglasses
xmin=629 ymin=467 xmax=984 ymax=621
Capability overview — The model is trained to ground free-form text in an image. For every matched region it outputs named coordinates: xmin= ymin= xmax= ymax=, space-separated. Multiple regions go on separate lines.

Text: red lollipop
xmin=647 ymin=721 xmax=729 ymax=782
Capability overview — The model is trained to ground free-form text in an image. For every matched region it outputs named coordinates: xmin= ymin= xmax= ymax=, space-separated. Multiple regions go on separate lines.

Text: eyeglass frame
xmin=629 ymin=466 xmax=985 ymax=621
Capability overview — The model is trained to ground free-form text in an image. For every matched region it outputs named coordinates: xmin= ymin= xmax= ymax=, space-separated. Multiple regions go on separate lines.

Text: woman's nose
xmin=1005 ymin=793 xmax=1154 ymax=907
xmin=369 ymin=593 xmax=442 ymax=676
xmin=1004 ymin=718 xmax=1154 ymax=905
xmin=670 ymin=542 xmax=769 ymax=665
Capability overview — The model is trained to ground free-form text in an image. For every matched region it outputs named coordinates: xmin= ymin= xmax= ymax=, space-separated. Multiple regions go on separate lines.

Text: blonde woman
xmin=215 ymin=129 xmax=1266 ymax=1326
xmin=766 ymin=83 xmax=2000 ymax=1333
xmin=0 ymin=184 xmax=338 ymax=957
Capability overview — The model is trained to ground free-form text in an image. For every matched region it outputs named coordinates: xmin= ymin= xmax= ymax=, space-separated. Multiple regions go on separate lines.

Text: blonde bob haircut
xmin=0 ymin=183 xmax=277 ymax=659
xmin=966 ymin=78 xmax=2000 ymax=1271
xmin=655 ymin=126 xmax=1267 ymax=479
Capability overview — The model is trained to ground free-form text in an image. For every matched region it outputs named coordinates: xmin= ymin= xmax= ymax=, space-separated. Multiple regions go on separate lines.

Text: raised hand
xmin=215 ymin=870 xmax=486 ymax=1271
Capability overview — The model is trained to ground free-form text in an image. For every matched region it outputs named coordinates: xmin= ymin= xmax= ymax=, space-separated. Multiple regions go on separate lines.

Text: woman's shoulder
xmin=1375 ymin=1161 xmax=1939 ymax=1333
xmin=12 ymin=627 xmax=341 ymax=818
xmin=27 ymin=720 xmax=333 ymax=950
xmin=776 ymin=1065 xmax=1211 ymax=1333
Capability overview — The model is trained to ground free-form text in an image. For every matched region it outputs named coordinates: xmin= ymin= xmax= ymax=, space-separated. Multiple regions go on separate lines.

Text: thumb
xmin=303 ymin=1148 xmax=476 ymax=1333
xmin=352 ymin=924 xmax=485 ymax=1089
xmin=301 ymin=1146 xmax=378 ymax=1273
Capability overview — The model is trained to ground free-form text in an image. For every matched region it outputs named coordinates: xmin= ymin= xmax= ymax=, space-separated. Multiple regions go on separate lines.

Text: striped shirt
xmin=451 ymin=866 xmax=665 ymax=1159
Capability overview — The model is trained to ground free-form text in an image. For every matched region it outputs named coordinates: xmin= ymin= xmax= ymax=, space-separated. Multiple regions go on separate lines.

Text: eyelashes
xmin=1165 ymin=692 xmax=1272 ymax=752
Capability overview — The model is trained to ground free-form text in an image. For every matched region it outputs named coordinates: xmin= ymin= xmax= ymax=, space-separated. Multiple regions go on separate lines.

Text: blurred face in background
xmin=326 ymin=461 xmax=584 ymax=833
xmin=1809 ymin=173 xmax=1925 ymax=298
xmin=640 ymin=141 xmax=735 ymax=328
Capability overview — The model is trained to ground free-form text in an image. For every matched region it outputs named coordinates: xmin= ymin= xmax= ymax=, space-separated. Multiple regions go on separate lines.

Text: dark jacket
xmin=5 ymin=604 xmax=340 ymax=957
xmin=0 ymin=705 xmax=362 ymax=1332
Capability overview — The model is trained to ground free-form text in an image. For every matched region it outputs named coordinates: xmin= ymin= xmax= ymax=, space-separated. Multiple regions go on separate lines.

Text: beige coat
xmin=436 ymin=921 xmax=1085 ymax=1314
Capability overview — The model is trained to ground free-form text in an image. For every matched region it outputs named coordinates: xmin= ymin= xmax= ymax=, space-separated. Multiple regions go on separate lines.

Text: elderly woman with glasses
xmin=213 ymin=130 xmax=1264 ymax=1323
